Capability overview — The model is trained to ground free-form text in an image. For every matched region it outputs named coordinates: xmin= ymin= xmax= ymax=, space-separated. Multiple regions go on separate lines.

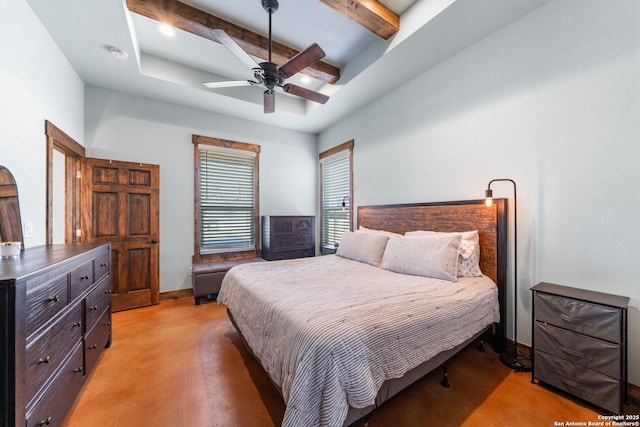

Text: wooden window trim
xmin=192 ymin=134 xmax=261 ymax=264
xmin=319 ymin=140 xmax=354 ymax=244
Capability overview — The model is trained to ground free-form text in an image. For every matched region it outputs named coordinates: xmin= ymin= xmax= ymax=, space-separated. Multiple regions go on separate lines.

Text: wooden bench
xmin=191 ymin=258 xmax=265 ymax=305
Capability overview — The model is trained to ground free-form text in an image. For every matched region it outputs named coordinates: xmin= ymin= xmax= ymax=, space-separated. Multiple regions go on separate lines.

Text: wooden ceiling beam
xmin=126 ymin=0 xmax=340 ymax=84
xmin=319 ymin=0 xmax=400 ymax=39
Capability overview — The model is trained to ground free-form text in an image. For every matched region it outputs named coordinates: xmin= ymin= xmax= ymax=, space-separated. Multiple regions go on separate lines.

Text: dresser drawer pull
xmin=88 ymin=344 xmax=98 ymax=350
xmin=559 ymin=313 xmax=593 ymax=327
xmin=89 ymin=305 xmax=99 ymax=311
xmin=38 ymin=416 xmax=53 ymax=426
xmin=80 ymin=275 xmax=90 ymax=280
xmin=37 ymin=356 xmax=51 ymax=365
xmin=105 ymin=321 xmax=112 ymax=326
xmin=561 ymin=378 xmax=593 ymax=395
xmin=100 ymin=263 xmax=108 ymax=267
xmin=46 ymin=295 xmax=60 ymax=303
xmin=105 ymin=289 xmax=112 ymax=294
xmin=73 ymin=367 xmax=83 ymax=374
xmin=558 ymin=345 xmax=590 ymax=360
xmin=72 ymin=321 xmax=82 ymax=328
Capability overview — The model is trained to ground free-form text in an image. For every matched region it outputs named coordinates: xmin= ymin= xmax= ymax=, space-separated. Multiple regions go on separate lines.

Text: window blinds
xmin=199 ymin=148 xmax=255 ymax=253
xmin=321 ymin=152 xmax=350 ymax=245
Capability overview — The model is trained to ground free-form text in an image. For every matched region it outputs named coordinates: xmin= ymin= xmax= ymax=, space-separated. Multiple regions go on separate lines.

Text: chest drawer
xmin=534 ymin=292 xmax=621 ymax=343
xmin=26 ymin=274 xmax=68 ymax=339
xmin=272 ymin=233 xmax=313 ymax=250
xmin=26 ymin=341 xmax=84 ymax=427
xmin=534 ymin=350 xmax=621 ymax=414
xmin=94 ymin=249 xmax=110 ymax=283
xmin=70 ymin=260 xmax=94 ymax=300
xmin=534 ymin=321 xmax=621 ymax=379
xmin=85 ymin=308 xmax=111 ymax=374
xmin=25 ymin=302 xmax=83 ymax=404
xmin=86 ymin=277 xmax=112 ymax=330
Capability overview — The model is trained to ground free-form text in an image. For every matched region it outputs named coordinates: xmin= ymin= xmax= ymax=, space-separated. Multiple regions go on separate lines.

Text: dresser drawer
xmin=70 ymin=260 xmax=94 ymax=300
xmin=86 ymin=277 xmax=112 ymax=330
xmin=272 ymin=249 xmax=315 ymax=260
xmin=534 ymin=322 xmax=621 ymax=379
xmin=534 ymin=292 xmax=622 ymax=343
xmin=272 ymin=233 xmax=313 ymax=250
xmin=26 ymin=274 xmax=68 ymax=339
xmin=534 ymin=350 xmax=621 ymax=414
xmin=85 ymin=308 xmax=111 ymax=374
xmin=25 ymin=303 xmax=83 ymax=405
xmin=26 ymin=342 xmax=84 ymax=427
xmin=94 ymin=249 xmax=110 ymax=283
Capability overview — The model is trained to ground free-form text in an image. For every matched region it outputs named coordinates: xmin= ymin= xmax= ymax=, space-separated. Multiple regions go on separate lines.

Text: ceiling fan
xmin=203 ymin=0 xmax=330 ymax=114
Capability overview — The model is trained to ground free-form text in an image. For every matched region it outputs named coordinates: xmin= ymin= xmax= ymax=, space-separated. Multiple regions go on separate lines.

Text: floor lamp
xmin=485 ymin=179 xmax=532 ymax=372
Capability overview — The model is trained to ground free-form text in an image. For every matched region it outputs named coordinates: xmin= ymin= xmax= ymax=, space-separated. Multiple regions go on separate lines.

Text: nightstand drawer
xmin=534 ymin=350 xmax=621 ymax=414
xmin=534 ymin=322 xmax=621 ymax=379
xmin=534 ymin=292 xmax=621 ymax=343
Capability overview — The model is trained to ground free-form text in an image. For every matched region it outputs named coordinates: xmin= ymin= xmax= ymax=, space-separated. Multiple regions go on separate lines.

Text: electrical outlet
xmin=24 ymin=222 xmax=34 ymax=239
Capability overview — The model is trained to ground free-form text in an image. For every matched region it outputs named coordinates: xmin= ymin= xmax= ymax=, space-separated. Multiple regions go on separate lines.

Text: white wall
xmin=0 ymin=0 xmax=84 ymax=247
xmin=320 ymin=0 xmax=640 ymax=385
xmin=84 ymin=86 xmax=318 ymax=292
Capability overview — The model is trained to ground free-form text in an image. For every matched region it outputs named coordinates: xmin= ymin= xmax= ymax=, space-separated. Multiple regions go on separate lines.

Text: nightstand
xmin=531 ymin=282 xmax=629 ymax=413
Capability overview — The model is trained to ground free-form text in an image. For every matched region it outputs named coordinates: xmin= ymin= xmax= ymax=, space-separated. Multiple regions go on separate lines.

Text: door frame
xmin=45 ymin=120 xmax=84 ymax=244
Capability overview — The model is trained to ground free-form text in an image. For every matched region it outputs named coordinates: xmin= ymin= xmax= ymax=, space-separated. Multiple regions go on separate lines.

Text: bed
xmin=218 ymin=199 xmax=507 ymax=426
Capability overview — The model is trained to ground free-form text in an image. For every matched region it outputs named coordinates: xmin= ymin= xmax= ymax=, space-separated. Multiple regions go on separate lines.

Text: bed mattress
xmin=217 ymin=255 xmax=500 ymax=427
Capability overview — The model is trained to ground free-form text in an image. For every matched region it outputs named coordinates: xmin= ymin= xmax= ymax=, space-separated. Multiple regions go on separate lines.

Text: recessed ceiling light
xmin=157 ymin=23 xmax=177 ymax=38
xmin=109 ymin=47 xmax=128 ymax=61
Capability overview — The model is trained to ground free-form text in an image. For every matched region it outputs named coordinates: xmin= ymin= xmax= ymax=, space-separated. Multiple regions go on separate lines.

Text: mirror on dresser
xmin=0 ymin=165 xmax=24 ymax=253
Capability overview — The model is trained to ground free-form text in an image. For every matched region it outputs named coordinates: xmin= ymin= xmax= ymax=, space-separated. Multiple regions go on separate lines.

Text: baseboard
xmin=159 ymin=288 xmax=193 ymax=301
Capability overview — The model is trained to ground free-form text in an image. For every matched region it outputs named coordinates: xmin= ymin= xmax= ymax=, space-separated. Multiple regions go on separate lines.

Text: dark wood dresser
xmin=0 ymin=243 xmax=112 ymax=427
xmin=262 ymin=216 xmax=315 ymax=260
xmin=531 ymin=282 xmax=629 ymax=413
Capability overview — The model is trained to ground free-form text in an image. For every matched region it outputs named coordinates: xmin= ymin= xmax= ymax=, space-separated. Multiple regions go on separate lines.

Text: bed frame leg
xmin=363 ymin=414 xmax=371 ymax=426
xmin=440 ymin=364 xmax=450 ymax=388
xmin=478 ymin=339 xmax=485 ymax=352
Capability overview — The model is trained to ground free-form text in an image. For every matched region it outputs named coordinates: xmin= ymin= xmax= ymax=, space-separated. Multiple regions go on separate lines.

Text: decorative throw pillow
xmin=405 ymin=230 xmax=482 ymax=277
xmin=336 ymin=231 xmax=390 ymax=267
xmin=381 ymin=234 xmax=462 ymax=282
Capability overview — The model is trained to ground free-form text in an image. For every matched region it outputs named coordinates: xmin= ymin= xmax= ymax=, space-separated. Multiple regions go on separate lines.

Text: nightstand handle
xmin=559 ymin=313 xmax=592 ymax=327
xmin=561 ymin=378 xmax=592 ymax=395
xmin=557 ymin=345 xmax=590 ymax=360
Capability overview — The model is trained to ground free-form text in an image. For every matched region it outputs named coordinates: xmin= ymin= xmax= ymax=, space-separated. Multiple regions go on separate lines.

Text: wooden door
xmin=82 ymin=158 xmax=160 ymax=311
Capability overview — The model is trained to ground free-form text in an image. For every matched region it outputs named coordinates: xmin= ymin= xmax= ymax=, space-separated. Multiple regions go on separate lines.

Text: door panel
xmin=83 ymin=158 xmax=159 ymax=311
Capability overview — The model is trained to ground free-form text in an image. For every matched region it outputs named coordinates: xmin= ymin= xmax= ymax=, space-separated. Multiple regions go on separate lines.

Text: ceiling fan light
xmin=300 ymin=76 xmax=311 ymax=84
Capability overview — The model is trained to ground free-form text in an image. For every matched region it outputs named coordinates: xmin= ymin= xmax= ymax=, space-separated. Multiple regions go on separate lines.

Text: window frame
xmin=193 ymin=134 xmax=260 ymax=263
xmin=319 ymin=140 xmax=354 ymax=248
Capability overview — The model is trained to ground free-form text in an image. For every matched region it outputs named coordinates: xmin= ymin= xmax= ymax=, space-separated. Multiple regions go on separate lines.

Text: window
xmin=193 ymin=135 xmax=260 ymax=262
xmin=320 ymin=140 xmax=353 ymax=246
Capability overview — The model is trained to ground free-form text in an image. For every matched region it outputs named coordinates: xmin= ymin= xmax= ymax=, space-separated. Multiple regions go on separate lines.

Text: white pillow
xmin=356 ymin=225 xmax=403 ymax=238
xmin=405 ymin=230 xmax=482 ymax=277
xmin=336 ymin=231 xmax=390 ymax=267
xmin=381 ymin=234 xmax=462 ymax=282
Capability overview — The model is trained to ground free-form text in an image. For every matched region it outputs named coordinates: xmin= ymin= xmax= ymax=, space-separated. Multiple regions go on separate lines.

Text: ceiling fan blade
xmin=203 ymin=80 xmax=253 ymax=89
xmin=279 ymin=43 xmax=326 ymax=79
xmin=264 ymin=90 xmax=275 ymax=114
xmin=283 ymin=84 xmax=329 ymax=105
xmin=211 ymin=29 xmax=260 ymax=71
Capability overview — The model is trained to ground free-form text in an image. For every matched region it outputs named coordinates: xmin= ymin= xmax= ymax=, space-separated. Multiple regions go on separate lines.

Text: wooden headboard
xmin=357 ymin=199 xmax=508 ymax=352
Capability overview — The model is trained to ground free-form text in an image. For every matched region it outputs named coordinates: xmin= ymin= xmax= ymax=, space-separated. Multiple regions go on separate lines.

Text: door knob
xmin=148 ymin=239 xmax=158 ymax=244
